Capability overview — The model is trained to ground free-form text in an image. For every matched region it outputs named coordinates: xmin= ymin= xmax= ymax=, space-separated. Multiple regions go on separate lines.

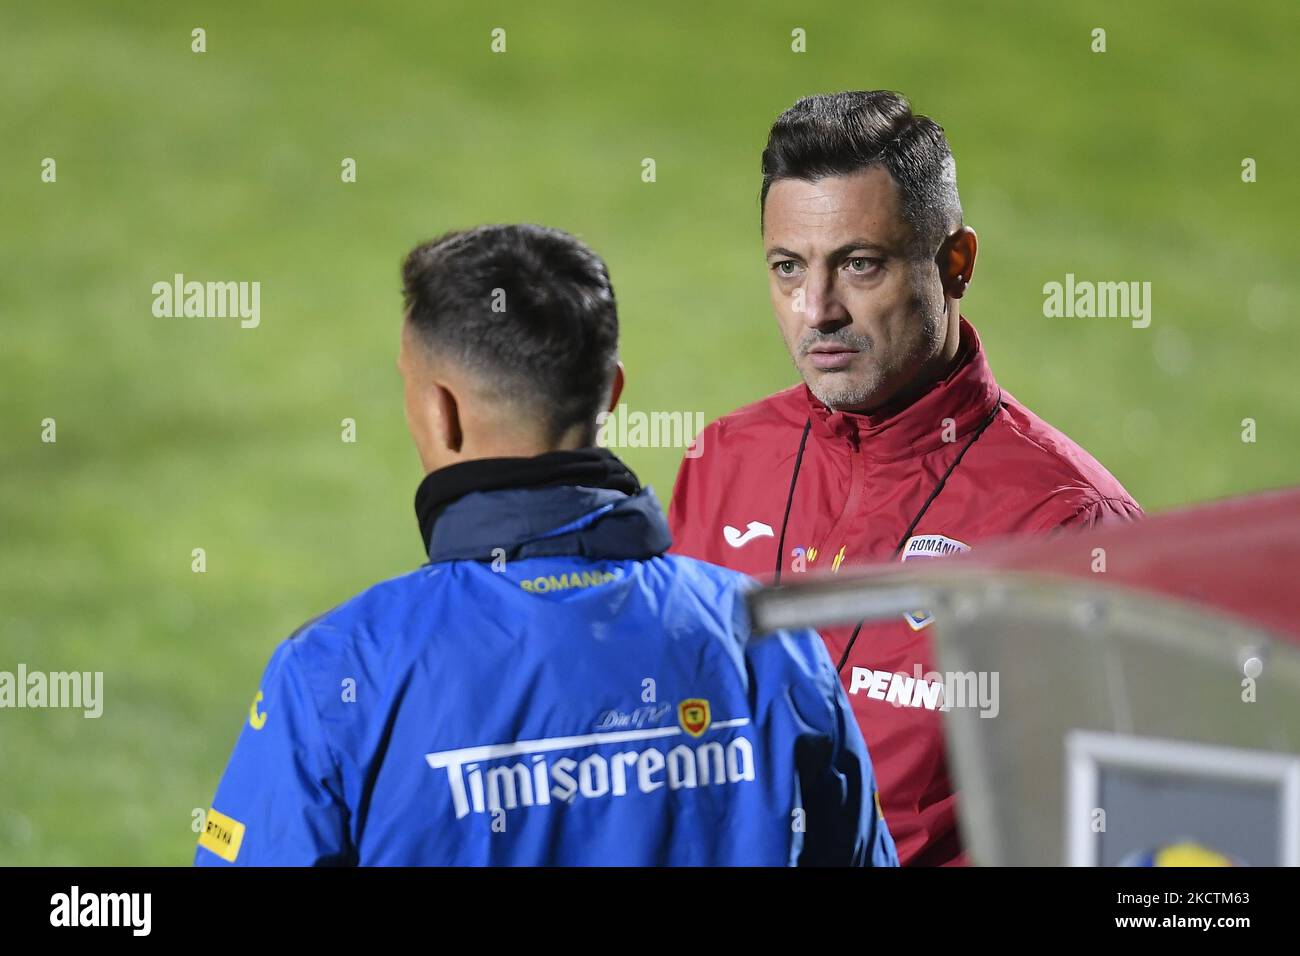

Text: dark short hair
xmin=760 ymin=90 xmax=962 ymax=254
xmin=401 ymin=224 xmax=619 ymax=440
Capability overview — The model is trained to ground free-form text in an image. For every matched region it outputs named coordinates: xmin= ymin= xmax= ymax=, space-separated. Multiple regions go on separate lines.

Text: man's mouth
xmin=807 ymin=346 xmax=859 ymax=371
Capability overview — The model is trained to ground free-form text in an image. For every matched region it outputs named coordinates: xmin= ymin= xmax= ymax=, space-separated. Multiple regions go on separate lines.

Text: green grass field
xmin=1 ymin=1 xmax=1296 ymax=864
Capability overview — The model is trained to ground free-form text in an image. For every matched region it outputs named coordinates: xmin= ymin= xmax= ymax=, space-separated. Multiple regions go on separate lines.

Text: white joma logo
xmin=723 ymin=521 xmax=774 ymax=548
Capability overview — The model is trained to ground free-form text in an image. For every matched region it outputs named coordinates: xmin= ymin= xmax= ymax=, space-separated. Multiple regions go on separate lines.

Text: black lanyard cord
xmin=772 ymin=418 xmax=813 ymax=586
xmin=831 ymin=397 xmax=1004 ymax=673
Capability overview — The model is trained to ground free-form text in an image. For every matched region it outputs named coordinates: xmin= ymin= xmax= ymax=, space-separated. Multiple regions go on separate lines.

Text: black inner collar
xmin=414 ymin=448 xmax=641 ymax=552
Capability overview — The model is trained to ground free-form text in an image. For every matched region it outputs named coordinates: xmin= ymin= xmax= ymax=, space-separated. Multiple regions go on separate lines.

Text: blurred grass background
xmin=1 ymin=1 xmax=1296 ymax=864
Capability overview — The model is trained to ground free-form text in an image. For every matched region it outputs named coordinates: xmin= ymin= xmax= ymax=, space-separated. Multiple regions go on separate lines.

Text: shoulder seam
xmin=281 ymin=635 xmax=349 ymax=813
xmin=995 ymin=413 xmax=1112 ymax=502
xmin=1061 ymin=494 xmax=1136 ymax=524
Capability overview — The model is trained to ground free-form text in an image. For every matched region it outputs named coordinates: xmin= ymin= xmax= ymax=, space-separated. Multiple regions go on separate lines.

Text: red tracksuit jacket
xmin=667 ymin=317 xmax=1141 ymax=865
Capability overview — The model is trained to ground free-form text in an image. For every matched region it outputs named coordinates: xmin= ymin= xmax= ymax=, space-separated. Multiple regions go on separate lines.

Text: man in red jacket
xmin=668 ymin=91 xmax=1142 ymax=866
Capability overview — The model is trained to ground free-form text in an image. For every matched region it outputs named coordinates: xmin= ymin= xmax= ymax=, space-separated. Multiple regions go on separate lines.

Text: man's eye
xmin=774 ymin=261 xmax=798 ymax=276
xmin=845 ymin=257 xmax=877 ymax=274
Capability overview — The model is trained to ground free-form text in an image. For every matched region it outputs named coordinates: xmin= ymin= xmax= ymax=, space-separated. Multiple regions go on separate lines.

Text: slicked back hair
xmin=760 ymin=90 xmax=962 ymax=255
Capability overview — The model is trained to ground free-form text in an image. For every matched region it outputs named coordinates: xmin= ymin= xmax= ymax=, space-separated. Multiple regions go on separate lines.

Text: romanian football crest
xmin=900 ymin=534 xmax=971 ymax=630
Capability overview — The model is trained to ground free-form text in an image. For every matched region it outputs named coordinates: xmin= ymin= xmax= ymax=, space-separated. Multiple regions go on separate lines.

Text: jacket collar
xmin=805 ymin=316 xmax=1001 ymax=462
xmin=414 ymin=448 xmax=671 ymax=563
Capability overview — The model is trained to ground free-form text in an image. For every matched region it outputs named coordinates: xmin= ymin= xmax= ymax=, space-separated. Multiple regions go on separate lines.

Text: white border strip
xmin=427 ymin=717 xmax=751 ymax=767
xmin=1065 ymin=730 xmax=1300 ymax=866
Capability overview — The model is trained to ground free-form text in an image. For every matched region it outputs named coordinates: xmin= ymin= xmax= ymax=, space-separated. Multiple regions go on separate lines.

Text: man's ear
xmin=606 ymin=362 xmax=626 ymax=413
xmin=433 ymin=382 xmax=463 ymax=454
xmin=937 ymin=226 xmax=978 ymax=300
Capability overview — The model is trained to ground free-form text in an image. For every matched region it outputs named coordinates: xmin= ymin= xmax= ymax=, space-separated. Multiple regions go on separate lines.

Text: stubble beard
xmin=798 ymin=295 xmax=948 ymax=413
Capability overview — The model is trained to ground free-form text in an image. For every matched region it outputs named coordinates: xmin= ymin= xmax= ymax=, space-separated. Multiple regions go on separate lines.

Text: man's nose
xmin=799 ymin=270 xmax=850 ymax=328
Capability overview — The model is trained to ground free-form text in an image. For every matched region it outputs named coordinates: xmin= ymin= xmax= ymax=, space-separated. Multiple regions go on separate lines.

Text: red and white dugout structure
xmin=747 ymin=488 xmax=1300 ymax=865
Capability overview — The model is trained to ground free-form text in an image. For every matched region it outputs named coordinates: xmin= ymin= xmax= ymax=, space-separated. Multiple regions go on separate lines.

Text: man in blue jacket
xmin=195 ymin=224 xmax=897 ymax=867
